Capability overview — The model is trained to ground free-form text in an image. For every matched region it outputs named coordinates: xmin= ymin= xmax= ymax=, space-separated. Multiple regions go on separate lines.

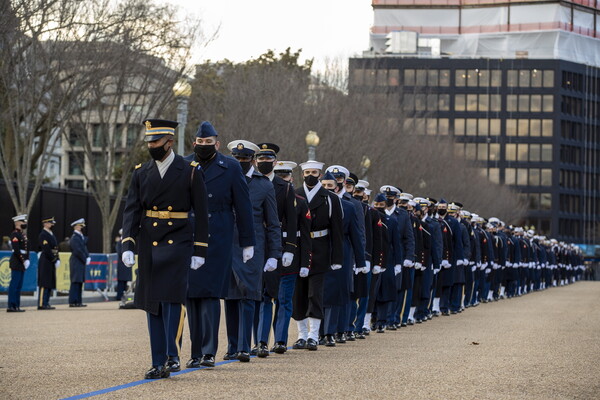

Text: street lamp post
xmin=360 ymin=155 xmax=371 ymax=181
xmin=305 ymin=130 xmax=320 ymax=161
xmin=172 ymin=79 xmax=192 ymax=155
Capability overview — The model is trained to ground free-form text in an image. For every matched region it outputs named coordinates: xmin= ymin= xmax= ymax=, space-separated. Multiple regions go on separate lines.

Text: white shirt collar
xmin=385 ymin=205 xmax=396 ymax=216
xmin=74 ymin=230 xmax=84 ymax=237
xmin=245 ymin=166 xmax=255 ymax=178
xmin=336 ymin=188 xmax=346 ymax=199
xmin=304 ymin=181 xmax=322 ymax=203
xmin=155 ymin=150 xmax=175 ymax=178
xmin=266 ymin=172 xmax=274 ymax=181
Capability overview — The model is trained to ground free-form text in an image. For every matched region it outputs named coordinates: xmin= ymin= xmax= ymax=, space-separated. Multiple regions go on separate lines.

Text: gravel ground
xmin=1 ymin=282 xmax=598 ymax=400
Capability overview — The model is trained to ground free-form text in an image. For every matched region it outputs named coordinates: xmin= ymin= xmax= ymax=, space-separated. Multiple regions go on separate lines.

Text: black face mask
xmin=304 ymin=175 xmax=319 ymax=187
xmin=257 ymin=162 xmax=274 ymax=175
xmin=438 ymin=209 xmax=447 ymax=216
xmin=353 ymin=195 xmax=363 ymax=202
xmin=337 ymin=182 xmax=344 ymax=192
xmin=375 ymin=207 xmax=386 ymax=214
xmin=239 ymin=161 xmax=252 ymax=174
xmin=327 ymin=187 xmax=336 ymax=193
xmin=149 ymin=144 xmax=169 ymax=161
xmin=194 ymin=144 xmax=217 ymax=161
xmin=385 ymin=198 xmax=395 ymax=207
xmin=20 ymin=224 xmax=27 ymax=230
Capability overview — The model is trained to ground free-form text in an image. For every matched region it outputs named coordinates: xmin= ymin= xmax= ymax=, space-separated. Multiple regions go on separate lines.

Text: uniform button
xmin=168 ymin=222 xmax=173 ymax=226
xmin=168 ymin=240 xmax=173 ymax=244
xmin=208 ymin=194 xmax=213 ymax=198
xmin=168 ymin=206 xmax=173 ymax=211
xmin=153 ymin=241 xmax=158 ymax=246
xmin=153 ymin=206 xmax=158 ymax=211
xmin=153 ymin=222 xmax=158 ymax=227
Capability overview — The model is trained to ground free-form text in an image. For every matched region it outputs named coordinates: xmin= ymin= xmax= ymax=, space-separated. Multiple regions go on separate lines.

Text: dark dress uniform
xmin=8 ymin=227 xmax=28 ymax=311
xmin=121 ymin=148 xmax=209 ymax=371
xmin=389 ymin=206 xmax=415 ymax=326
xmin=399 ymin=211 xmax=422 ymax=325
xmin=38 ymin=226 xmax=59 ymax=309
xmin=375 ymin=209 xmax=402 ymax=329
xmin=69 ymin=230 xmax=89 ymax=306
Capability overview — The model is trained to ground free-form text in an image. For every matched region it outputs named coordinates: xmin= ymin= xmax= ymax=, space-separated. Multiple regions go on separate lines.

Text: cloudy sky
xmin=167 ymin=0 xmax=373 ymax=68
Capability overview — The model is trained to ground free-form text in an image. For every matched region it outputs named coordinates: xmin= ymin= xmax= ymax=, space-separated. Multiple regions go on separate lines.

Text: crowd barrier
xmin=0 ymin=251 xmax=138 ymax=293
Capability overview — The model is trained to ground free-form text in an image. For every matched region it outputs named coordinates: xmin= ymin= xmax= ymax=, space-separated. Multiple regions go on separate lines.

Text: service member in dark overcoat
xmin=121 ymin=119 xmax=209 ymax=379
xmin=448 ymin=203 xmax=469 ymax=313
xmin=38 ymin=217 xmax=59 ymax=310
xmin=398 ymin=195 xmax=421 ymax=327
xmin=7 ymin=214 xmax=29 ymax=312
xmin=183 ymin=122 xmax=255 ymax=369
xmin=223 ymin=140 xmax=281 ymax=362
xmin=437 ymin=199 xmax=464 ymax=315
xmin=409 ymin=202 xmax=431 ymax=324
xmin=114 ymin=229 xmax=132 ymax=301
xmin=252 ymin=144 xmax=296 ymax=357
xmin=433 ymin=199 xmax=453 ymax=315
xmin=292 ymin=161 xmax=343 ymax=351
xmin=68 ymin=218 xmax=90 ymax=307
xmin=272 ymin=161 xmax=311 ymax=353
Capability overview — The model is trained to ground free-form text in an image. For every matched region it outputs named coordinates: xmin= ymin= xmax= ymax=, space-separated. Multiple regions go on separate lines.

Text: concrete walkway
xmin=0 ymin=282 xmax=598 ymax=400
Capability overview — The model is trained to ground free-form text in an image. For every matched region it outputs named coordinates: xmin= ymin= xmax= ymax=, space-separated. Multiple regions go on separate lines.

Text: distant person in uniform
xmin=58 ymin=236 xmax=71 ymax=252
xmin=1 ymin=236 xmax=11 ymax=250
xmin=69 ymin=218 xmax=90 ymax=307
xmin=38 ymin=217 xmax=60 ymax=310
xmin=121 ymin=119 xmax=209 ymax=379
xmin=7 ymin=214 xmax=29 ymax=312
xmin=114 ymin=228 xmax=132 ymax=301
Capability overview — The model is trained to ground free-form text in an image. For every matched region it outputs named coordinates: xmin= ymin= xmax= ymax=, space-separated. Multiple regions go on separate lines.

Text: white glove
xmin=190 ymin=256 xmax=205 ymax=270
xmin=372 ymin=265 xmax=382 ymax=275
xmin=482 ymin=262 xmax=488 ymax=268
xmin=299 ymin=267 xmax=309 ymax=278
xmin=471 ymin=265 xmax=476 ymax=272
xmin=353 ymin=267 xmax=360 ymax=275
xmin=441 ymin=260 xmax=451 ymax=269
xmin=122 ymin=250 xmax=135 ymax=268
xmin=86 ymin=257 xmax=91 ymax=265
xmin=506 ymin=261 xmax=512 ymax=268
xmin=24 ymin=260 xmax=30 ymax=269
xmin=264 ymin=257 xmax=278 ymax=272
xmin=457 ymin=259 xmax=465 ymax=266
xmin=331 ymin=264 xmax=342 ymax=270
xmin=242 ymin=246 xmax=254 ymax=263
xmin=37 ymin=252 xmax=41 ymax=260
xmin=415 ymin=262 xmax=423 ymax=270
xmin=403 ymin=259 xmax=414 ymax=268
xmin=394 ymin=264 xmax=402 ymax=276
xmin=463 ymin=258 xmax=469 ymax=265
xmin=434 ymin=268 xmax=440 ymax=274
xmin=485 ymin=268 xmax=491 ymax=273
xmin=54 ymin=260 xmax=60 ymax=269
xmin=365 ymin=260 xmax=371 ymax=269
xmin=361 ymin=265 xmax=370 ymax=274
xmin=281 ymin=252 xmax=294 ymax=267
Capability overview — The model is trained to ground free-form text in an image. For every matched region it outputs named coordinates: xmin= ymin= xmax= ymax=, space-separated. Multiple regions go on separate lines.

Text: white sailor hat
xmin=462 ymin=210 xmax=472 ymax=218
xmin=399 ymin=192 xmax=413 ymax=201
xmin=364 ymin=189 xmax=372 ymax=196
xmin=408 ymin=200 xmax=416 ymax=207
xmin=488 ymin=217 xmax=500 ymax=225
xmin=356 ymin=180 xmax=369 ymax=190
xmin=380 ymin=185 xmax=400 ymax=196
xmin=299 ymin=160 xmax=325 ymax=171
xmin=326 ymin=165 xmax=349 ymax=179
xmin=227 ymin=140 xmax=260 ymax=157
xmin=71 ymin=218 xmax=86 ymax=227
xmin=12 ymin=214 xmax=27 ymax=222
xmin=273 ymin=161 xmax=297 ymax=173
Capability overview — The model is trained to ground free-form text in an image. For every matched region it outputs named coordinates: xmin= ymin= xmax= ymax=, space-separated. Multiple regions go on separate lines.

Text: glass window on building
xmin=114 ymin=124 xmax=124 ymax=147
xmin=518 ymin=143 xmax=529 ymax=161
xmin=479 ymin=94 xmax=489 ymax=111
xmin=529 ymin=144 xmax=541 ymax=161
xmin=427 ymin=94 xmax=438 ymax=111
xmin=528 ymin=193 xmax=540 ymax=209
xmin=466 ymin=118 xmax=477 ymax=136
xmin=507 ymin=95 xmax=518 ymax=112
xmin=518 ymin=95 xmax=529 ymax=112
xmin=365 ymin=69 xmax=377 ymax=86
xmin=439 ymin=94 xmax=450 ymax=111
xmin=455 ymin=69 xmax=466 ymax=87
xmin=403 ymin=94 xmax=415 ymax=111
xmin=478 ymin=118 xmax=489 ymax=136
xmin=542 ymin=95 xmax=553 ymax=112
xmin=529 ymin=168 xmax=540 ymax=185
xmin=352 ymin=69 xmax=364 ymax=86
xmin=428 ymin=70 xmax=438 ymax=86
xmin=530 ymin=120 xmax=541 ymax=137
xmin=415 ymin=94 xmax=427 ymax=111
xmin=388 ymin=69 xmax=400 ymax=86
xmin=543 ymin=70 xmax=554 ymax=88
xmin=467 ymin=94 xmax=478 ymax=111
xmin=530 ymin=95 xmax=542 ymax=112
xmin=465 ymin=143 xmax=477 ymax=160
xmin=404 ymin=69 xmax=415 ymax=86
xmin=518 ymin=119 xmax=529 ymax=136
xmin=505 ymin=168 xmax=516 ymax=185
xmin=517 ymin=168 xmax=528 ymax=185
xmin=65 ymin=179 xmax=85 ymax=190
xmin=541 ymin=169 xmax=552 ymax=186
xmin=506 ymin=119 xmax=517 ymax=136
xmin=415 ymin=118 xmax=426 ymax=134
xmin=478 ymin=70 xmax=490 ymax=87
xmin=439 ymin=118 xmax=450 ymax=135
xmin=376 ymin=70 xmax=388 ymax=86
xmin=126 ymin=124 xmax=139 ymax=146
xmin=540 ymin=193 xmax=551 ymax=210
xmin=507 ymin=70 xmax=518 ymax=87
xmin=489 ymin=143 xmax=500 ymax=161
xmin=69 ymin=123 xmax=86 ymax=146
xmin=489 ymin=168 xmax=500 ymax=184
xmin=491 ymin=70 xmax=502 ymax=87
xmin=455 ymin=94 xmax=466 ymax=111
xmin=531 ymin=69 xmax=543 ymax=87
xmin=541 ymin=144 xmax=553 ymax=162
xmin=490 ymin=95 xmax=501 ymax=112
xmin=440 ymin=70 xmax=450 ymax=86
xmin=454 ymin=118 xmax=465 ymax=136
xmin=92 ymin=124 xmax=104 ymax=147
xmin=426 ymin=118 xmax=437 ymax=135
xmin=490 ymin=119 xmax=501 ymax=136
xmin=519 ymin=70 xmax=530 ymax=87
xmin=416 ymin=70 xmax=427 ymax=86
xmin=467 ymin=69 xmax=478 ymax=87
xmin=506 ymin=144 xmax=517 ymax=161
xmin=68 ymin=152 xmax=84 ymax=176
xmin=477 ymin=143 xmax=488 ymax=160
xmin=454 ymin=143 xmax=465 ymax=158
xmin=542 ymin=119 xmax=553 ymax=137
xmin=403 ymin=118 xmax=414 ymax=133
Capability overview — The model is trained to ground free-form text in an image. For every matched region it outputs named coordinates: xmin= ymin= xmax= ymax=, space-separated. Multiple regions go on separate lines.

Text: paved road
xmin=1 ymin=282 xmax=598 ymax=400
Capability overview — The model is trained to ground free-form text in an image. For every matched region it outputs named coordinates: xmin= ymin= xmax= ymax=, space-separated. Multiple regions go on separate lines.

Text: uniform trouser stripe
xmin=399 ymin=292 xmax=407 ymax=322
xmin=39 ymin=288 xmax=44 ymax=307
xmin=175 ymin=305 xmax=186 ymax=357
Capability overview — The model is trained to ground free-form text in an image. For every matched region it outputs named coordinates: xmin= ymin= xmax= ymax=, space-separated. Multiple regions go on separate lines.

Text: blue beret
xmin=321 ymin=171 xmax=336 ymax=181
xmin=374 ymin=193 xmax=387 ymax=203
xmin=196 ymin=121 xmax=218 ymax=138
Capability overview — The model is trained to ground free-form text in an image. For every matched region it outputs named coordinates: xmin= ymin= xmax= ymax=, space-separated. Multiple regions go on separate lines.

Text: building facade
xmin=349 ymin=0 xmax=600 ymax=243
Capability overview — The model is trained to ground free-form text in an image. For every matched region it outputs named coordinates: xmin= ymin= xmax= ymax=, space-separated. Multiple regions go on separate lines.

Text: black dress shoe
xmin=376 ymin=325 xmax=385 ymax=333
xmin=325 ymin=335 xmax=336 ymax=347
xmin=69 ymin=304 xmax=77 ymax=308
xmin=200 ymin=355 xmax=215 ymax=367
xmin=166 ymin=357 xmax=180 ymax=372
xmin=442 ymin=311 xmax=450 ymax=316
xmin=249 ymin=345 xmax=258 ymax=356
xmin=416 ymin=318 xmax=422 ymax=324
xmin=335 ymin=333 xmax=346 ymax=344
xmin=450 ymin=310 xmax=458 ymax=315
xmin=318 ymin=336 xmax=326 ymax=346
xmin=186 ymin=358 xmax=201 ymax=368
xmin=292 ymin=339 xmax=307 ymax=349
xmin=400 ymin=322 xmax=407 ymax=327
xmin=306 ymin=338 xmax=318 ymax=351
xmin=6 ymin=308 xmax=18 ymax=312
xmin=237 ymin=351 xmax=250 ymax=362
xmin=407 ymin=319 xmax=415 ymax=325
xmin=16 ymin=308 xmax=25 ymax=312
xmin=78 ymin=303 xmax=87 ymax=307
xmin=223 ymin=352 xmax=238 ymax=361
xmin=362 ymin=328 xmax=370 ymax=336
xmin=273 ymin=343 xmax=287 ymax=354
xmin=38 ymin=305 xmax=55 ymax=310
xmin=386 ymin=324 xmax=397 ymax=331
xmin=355 ymin=332 xmax=366 ymax=339
xmin=257 ymin=343 xmax=269 ymax=358
xmin=145 ymin=365 xmax=170 ymax=379
xmin=346 ymin=332 xmax=356 ymax=341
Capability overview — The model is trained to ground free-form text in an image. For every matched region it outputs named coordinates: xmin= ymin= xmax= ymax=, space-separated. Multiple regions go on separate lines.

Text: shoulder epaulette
xmin=135 ymin=163 xmax=142 ymax=170
xmin=190 ymin=161 xmax=199 ymax=167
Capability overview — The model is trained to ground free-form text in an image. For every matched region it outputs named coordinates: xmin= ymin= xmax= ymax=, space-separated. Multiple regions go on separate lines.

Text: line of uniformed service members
xmin=9 ymin=118 xmax=584 ymax=380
